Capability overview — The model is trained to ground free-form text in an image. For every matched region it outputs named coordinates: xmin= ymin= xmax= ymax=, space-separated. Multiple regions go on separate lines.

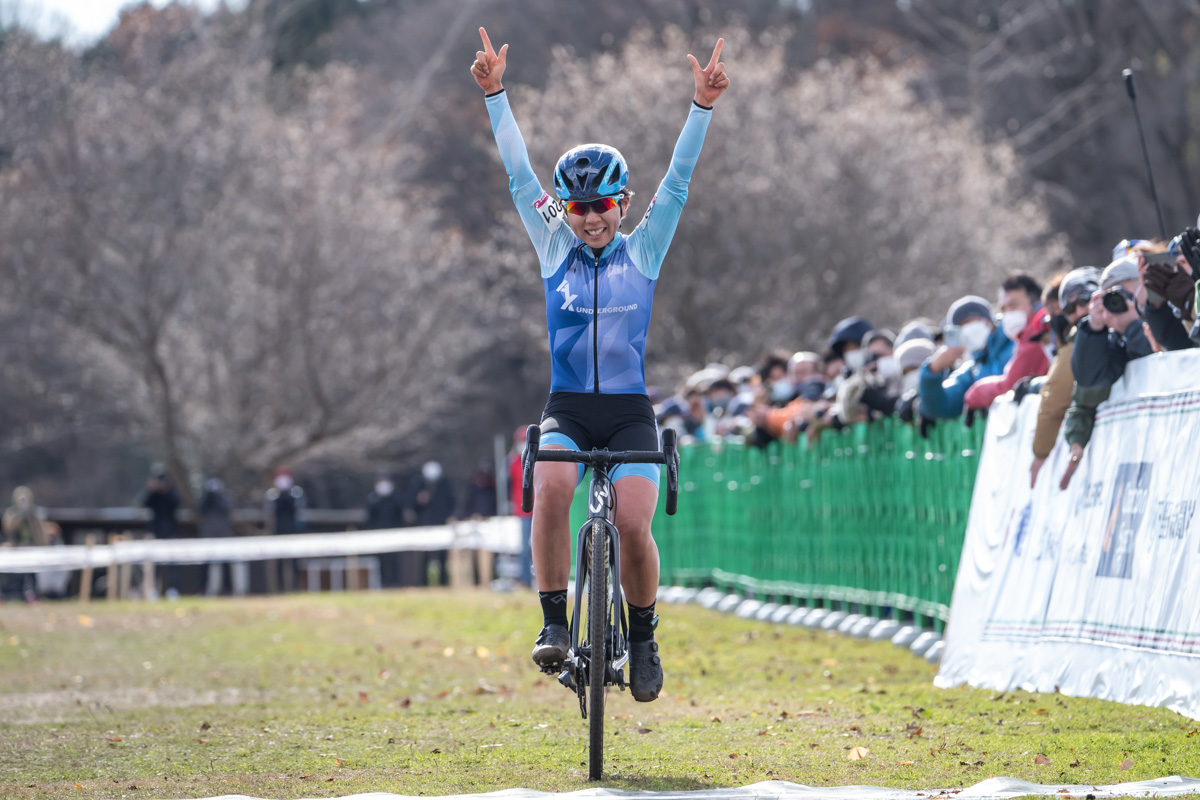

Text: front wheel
xmin=587 ymin=518 xmax=608 ymax=780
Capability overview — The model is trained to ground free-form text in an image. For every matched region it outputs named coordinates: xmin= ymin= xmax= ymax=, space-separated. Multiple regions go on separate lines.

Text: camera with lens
xmin=1102 ymin=286 xmax=1136 ymax=315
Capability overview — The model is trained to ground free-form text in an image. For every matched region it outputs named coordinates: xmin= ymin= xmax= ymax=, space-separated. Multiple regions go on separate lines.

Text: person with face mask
xmin=918 ymin=295 xmax=1014 ymax=420
xmin=409 ymin=460 xmax=456 ymax=586
xmin=366 ymin=470 xmax=411 ymax=587
xmin=963 ymin=274 xmax=1050 ymax=412
xmin=1029 ymin=267 xmax=1098 ymax=488
xmin=265 ymin=465 xmax=306 ymax=593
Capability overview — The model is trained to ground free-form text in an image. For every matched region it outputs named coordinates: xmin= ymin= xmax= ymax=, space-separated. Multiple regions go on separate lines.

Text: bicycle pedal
xmin=557 ymin=668 xmax=577 ymax=692
xmin=539 ymin=663 xmax=562 ymax=675
xmin=615 ymin=668 xmax=626 ymax=691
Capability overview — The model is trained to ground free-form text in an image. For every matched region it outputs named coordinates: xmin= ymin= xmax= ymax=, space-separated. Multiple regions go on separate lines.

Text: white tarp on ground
xmin=0 ymin=517 xmax=522 ymax=572
xmin=190 ymin=775 xmax=1200 ymax=800
xmin=936 ymin=349 xmax=1200 ymax=720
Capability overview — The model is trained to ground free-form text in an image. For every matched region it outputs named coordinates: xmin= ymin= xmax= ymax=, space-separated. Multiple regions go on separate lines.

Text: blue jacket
xmin=918 ymin=326 xmax=1014 ymax=419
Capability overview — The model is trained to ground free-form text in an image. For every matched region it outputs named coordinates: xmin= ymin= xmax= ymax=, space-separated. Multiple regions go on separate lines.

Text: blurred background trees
xmin=0 ymin=0 xmax=1196 ymax=504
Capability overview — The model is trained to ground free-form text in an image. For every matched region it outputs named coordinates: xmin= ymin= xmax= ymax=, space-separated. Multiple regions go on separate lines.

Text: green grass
xmin=0 ymin=590 xmax=1196 ymax=799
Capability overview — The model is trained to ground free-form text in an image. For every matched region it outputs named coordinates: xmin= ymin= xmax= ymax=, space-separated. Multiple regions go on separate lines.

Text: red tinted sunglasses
xmin=564 ymin=195 xmax=623 ymax=216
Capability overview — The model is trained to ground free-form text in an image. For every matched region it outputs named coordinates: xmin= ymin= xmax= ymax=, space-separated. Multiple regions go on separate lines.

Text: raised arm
xmin=627 ymin=38 xmax=730 ymax=280
xmin=473 ymin=28 xmax=571 ymax=274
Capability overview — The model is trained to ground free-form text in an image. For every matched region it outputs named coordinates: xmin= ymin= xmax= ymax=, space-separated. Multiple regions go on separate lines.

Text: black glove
xmin=1012 ymin=375 xmax=1034 ymax=404
xmin=1179 ymin=227 xmax=1200 ymax=278
xmin=918 ymin=413 xmax=935 ymax=439
xmin=1145 ymin=261 xmax=1196 ymax=315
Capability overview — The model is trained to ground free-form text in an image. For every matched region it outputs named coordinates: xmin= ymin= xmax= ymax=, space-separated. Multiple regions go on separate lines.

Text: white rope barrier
xmin=0 ymin=517 xmax=522 ymax=573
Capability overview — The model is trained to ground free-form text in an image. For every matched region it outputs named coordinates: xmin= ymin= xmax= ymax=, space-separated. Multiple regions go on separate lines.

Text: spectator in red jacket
xmin=507 ymin=426 xmax=535 ymax=588
xmin=964 ymin=274 xmax=1051 ymax=411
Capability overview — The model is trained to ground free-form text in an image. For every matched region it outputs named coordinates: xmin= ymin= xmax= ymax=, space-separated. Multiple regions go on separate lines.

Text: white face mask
xmin=375 ymin=480 xmax=393 ymax=497
xmin=902 ymin=369 xmax=921 ymax=394
xmin=274 ymin=475 xmax=293 ymax=491
xmin=960 ymin=320 xmax=992 ymax=353
xmin=844 ymin=349 xmax=865 ymax=371
xmin=876 ymin=355 xmax=898 ymax=381
xmin=770 ymin=379 xmax=793 ymax=402
xmin=422 ymin=462 xmax=442 ymax=482
xmin=1001 ymin=310 xmax=1028 ymax=340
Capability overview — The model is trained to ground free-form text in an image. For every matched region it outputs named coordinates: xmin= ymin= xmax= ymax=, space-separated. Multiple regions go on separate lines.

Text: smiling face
xmin=566 ymin=196 xmax=629 ymax=249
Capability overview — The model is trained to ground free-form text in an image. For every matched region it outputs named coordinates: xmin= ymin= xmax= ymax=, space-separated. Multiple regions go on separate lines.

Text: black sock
xmin=628 ymin=601 xmax=657 ymax=642
xmin=539 ymin=590 xmax=569 ymax=628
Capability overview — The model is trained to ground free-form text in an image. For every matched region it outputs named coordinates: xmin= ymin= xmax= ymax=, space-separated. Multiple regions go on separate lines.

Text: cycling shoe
xmin=532 ymin=624 xmax=570 ymax=671
xmin=628 ymin=637 xmax=663 ymax=702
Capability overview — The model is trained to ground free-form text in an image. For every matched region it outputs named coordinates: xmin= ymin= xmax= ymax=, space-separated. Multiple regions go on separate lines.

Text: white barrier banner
xmin=936 ymin=349 xmax=1200 ymax=720
xmin=0 ymin=517 xmax=522 ymax=572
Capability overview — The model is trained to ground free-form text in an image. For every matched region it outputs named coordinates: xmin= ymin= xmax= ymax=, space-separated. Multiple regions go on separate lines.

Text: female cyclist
xmin=471 ymin=27 xmax=728 ymax=702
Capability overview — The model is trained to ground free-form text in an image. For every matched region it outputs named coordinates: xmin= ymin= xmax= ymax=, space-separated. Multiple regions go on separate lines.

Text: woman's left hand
xmin=688 ymin=38 xmax=729 ymax=107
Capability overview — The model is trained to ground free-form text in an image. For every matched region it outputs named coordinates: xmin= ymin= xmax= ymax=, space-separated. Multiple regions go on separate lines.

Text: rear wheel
xmin=587 ymin=518 xmax=608 ymax=780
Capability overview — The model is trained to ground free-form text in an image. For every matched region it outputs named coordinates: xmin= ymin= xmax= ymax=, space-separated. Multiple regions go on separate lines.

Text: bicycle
xmin=519 ymin=424 xmax=679 ymax=781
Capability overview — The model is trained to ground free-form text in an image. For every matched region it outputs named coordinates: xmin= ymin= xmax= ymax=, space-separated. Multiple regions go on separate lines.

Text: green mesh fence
xmin=569 ymin=418 xmax=984 ymax=626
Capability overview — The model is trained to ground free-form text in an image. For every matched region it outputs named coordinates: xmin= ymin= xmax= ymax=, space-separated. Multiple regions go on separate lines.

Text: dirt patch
xmin=0 ymin=686 xmax=261 ymax=724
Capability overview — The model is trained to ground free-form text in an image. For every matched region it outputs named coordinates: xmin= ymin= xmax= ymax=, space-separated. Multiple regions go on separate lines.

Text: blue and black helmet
xmin=553 ymin=143 xmax=628 ymax=200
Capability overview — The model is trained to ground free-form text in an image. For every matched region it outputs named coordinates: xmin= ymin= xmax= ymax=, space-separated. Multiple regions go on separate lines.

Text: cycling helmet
xmin=553 ymin=144 xmax=628 ymax=200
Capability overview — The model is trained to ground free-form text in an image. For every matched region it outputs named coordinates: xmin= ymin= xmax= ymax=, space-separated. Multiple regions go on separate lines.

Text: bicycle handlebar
xmin=520 ymin=424 xmax=680 ymax=516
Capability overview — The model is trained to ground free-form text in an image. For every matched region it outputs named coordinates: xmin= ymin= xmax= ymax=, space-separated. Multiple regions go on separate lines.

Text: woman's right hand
xmin=471 ymin=27 xmax=507 ymax=94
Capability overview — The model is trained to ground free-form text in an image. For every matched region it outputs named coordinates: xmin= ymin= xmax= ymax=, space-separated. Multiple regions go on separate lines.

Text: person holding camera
xmin=1070 ymin=255 xmax=1153 ymax=390
xmin=1058 ymin=255 xmax=1155 ymax=489
xmin=1142 ymin=227 xmax=1200 ymax=351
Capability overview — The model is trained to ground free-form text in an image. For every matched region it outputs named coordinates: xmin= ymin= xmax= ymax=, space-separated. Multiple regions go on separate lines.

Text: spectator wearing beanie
xmin=918 ymin=295 xmax=1014 ymax=419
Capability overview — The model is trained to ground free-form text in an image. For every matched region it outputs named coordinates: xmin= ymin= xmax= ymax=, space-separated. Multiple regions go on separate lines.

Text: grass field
xmin=1 ymin=589 xmax=1197 ymax=800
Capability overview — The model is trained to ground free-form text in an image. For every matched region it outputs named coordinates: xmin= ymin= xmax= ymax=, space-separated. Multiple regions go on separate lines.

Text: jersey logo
xmin=556 ymin=278 xmax=578 ymax=310
xmin=534 ymin=192 xmax=564 ymax=232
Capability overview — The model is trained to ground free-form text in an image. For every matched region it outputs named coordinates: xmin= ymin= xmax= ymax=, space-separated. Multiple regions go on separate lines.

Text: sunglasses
xmin=564 ymin=195 xmax=624 ymax=216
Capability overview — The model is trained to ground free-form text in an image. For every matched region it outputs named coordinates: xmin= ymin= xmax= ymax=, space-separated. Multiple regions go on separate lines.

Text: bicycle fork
xmin=559 ymin=477 xmax=628 ymax=708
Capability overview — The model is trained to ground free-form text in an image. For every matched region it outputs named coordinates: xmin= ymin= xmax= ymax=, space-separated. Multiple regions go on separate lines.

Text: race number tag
xmin=533 ymin=192 xmax=564 ymax=232
xmin=639 ymin=193 xmax=658 ymax=226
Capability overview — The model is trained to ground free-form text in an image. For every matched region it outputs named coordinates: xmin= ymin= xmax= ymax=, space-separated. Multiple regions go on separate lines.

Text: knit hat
xmin=1100 ymin=256 xmax=1139 ymax=290
xmin=896 ymin=318 xmax=936 ymax=346
xmin=1059 ymin=267 xmax=1100 ymax=309
xmin=895 ymin=338 xmax=936 ymax=372
xmin=947 ymin=295 xmax=993 ymax=327
xmin=828 ymin=316 xmax=875 ymax=351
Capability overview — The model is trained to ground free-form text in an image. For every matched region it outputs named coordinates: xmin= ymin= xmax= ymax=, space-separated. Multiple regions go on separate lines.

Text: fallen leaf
xmin=78 ymin=615 xmax=93 ymax=628
xmin=431 ymin=748 xmax=442 ymax=754
xmin=199 ymin=721 xmax=211 ymax=731
xmin=1187 ymin=729 xmax=1198 ymax=737
xmin=711 ymin=716 xmax=722 ymax=723
xmin=75 ymin=784 xmax=83 ymax=789
xmin=358 ymin=692 xmax=369 ymax=702
xmin=990 ymin=693 xmax=1005 ymax=701
xmin=334 ymin=758 xmax=344 ymax=766
xmin=728 ymin=753 xmax=738 ymax=759
xmin=400 ymin=697 xmax=411 ymax=708
xmin=1119 ymin=758 xmax=1133 ymax=771
xmin=848 ymin=746 xmax=870 ymax=760
xmin=104 ymin=736 xmax=122 ymax=742
xmin=378 ymin=669 xmax=390 ymax=679
xmin=1035 ymin=754 xmax=1051 ymax=765
xmin=637 ymin=728 xmax=652 ymax=734
xmin=1035 ymin=708 xmax=1048 ymax=715
xmin=198 ymin=738 xmax=207 ymax=744
xmin=900 ymin=760 xmax=914 ymax=765
xmin=299 ymin=775 xmax=314 ymax=780
xmin=1070 ymin=759 xmax=1081 ymax=767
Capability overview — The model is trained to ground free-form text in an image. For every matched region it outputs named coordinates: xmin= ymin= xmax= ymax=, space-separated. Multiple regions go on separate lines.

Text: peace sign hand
xmin=687 ymin=38 xmax=729 ymax=107
xmin=470 ymin=27 xmax=508 ymax=94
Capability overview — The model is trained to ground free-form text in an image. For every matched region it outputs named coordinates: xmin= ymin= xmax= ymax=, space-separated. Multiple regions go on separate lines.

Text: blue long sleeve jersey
xmin=485 ymin=90 xmax=711 ymax=394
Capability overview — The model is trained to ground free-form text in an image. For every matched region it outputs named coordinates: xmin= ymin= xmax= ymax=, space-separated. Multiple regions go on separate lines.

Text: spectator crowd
xmin=653 ymin=222 xmax=1200 ymax=496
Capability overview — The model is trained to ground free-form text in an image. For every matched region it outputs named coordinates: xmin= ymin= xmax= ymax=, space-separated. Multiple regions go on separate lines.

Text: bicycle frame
xmin=566 ymin=464 xmax=627 ymax=695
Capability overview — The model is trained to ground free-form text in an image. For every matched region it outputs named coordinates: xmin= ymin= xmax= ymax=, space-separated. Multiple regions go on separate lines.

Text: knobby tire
xmin=587 ymin=518 xmax=607 ymax=780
